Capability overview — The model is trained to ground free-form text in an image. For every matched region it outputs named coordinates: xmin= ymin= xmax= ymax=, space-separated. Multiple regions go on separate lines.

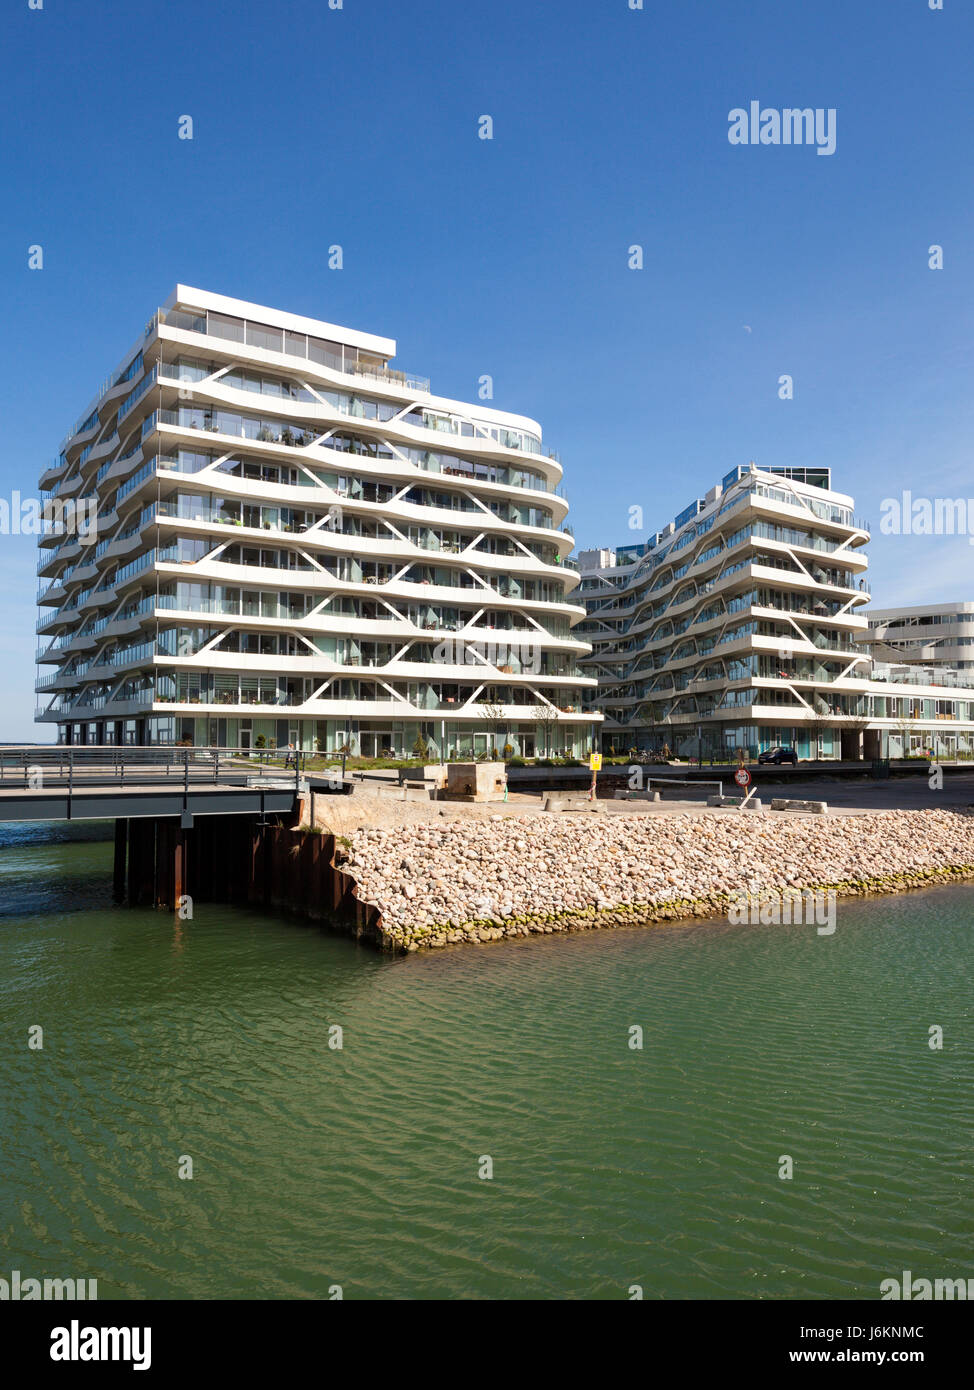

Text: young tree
xmin=804 ymin=698 xmax=834 ymax=761
xmin=892 ymin=714 xmax=914 ymax=760
xmin=532 ymin=702 xmax=559 ymax=759
xmin=479 ymin=702 xmax=505 ymax=758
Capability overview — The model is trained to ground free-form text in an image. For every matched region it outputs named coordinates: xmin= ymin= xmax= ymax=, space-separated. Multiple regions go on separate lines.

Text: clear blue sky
xmin=2 ymin=0 xmax=972 ymax=740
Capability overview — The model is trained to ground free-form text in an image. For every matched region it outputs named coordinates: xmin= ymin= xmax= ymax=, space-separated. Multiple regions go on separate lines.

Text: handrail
xmin=0 ymin=745 xmax=311 ymax=794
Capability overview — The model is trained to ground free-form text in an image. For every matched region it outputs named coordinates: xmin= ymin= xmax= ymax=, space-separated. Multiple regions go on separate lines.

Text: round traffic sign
xmin=734 ymin=768 xmax=751 ymax=788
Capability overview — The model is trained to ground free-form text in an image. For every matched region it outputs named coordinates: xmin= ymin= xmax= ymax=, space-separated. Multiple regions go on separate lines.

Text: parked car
xmin=758 ymin=745 xmax=798 ymax=765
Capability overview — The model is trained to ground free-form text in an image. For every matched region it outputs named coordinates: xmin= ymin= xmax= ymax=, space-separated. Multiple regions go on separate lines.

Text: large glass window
xmin=168 ymin=309 xmax=206 ymax=334
xmin=308 ymin=338 xmax=343 ymax=371
xmin=246 ymin=322 xmax=283 ymax=353
xmin=207 ymin=312 xmax=245 ymax=342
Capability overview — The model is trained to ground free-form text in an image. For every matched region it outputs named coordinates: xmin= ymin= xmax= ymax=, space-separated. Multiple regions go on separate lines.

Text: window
xmin=308 ymin=338 xmax=343 ymax=371
xmin=207 ymin=312 xmax=245 ymax=342
xmin=246 ymin=322 xmax=283 ymax=353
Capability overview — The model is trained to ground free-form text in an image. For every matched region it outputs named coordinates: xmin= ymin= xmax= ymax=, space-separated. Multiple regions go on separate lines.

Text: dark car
xmin=758 ymin=745 xmax=798 ymax=765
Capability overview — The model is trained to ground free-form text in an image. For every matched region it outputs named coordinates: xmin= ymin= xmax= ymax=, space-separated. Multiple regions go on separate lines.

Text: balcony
xmin=349 ymin=360 xmax=430 ymax=394
xmin=155 ymin=305 xmax=432 ymax=393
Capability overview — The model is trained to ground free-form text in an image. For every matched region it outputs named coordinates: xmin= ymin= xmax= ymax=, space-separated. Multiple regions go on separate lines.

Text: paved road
xmin=602 ymin=775 xmax=974 ymax=817
xmin=358 ymin=766 xmax=974 ymax=817
xmin=738 ymin=773 xmax=974 ymax=812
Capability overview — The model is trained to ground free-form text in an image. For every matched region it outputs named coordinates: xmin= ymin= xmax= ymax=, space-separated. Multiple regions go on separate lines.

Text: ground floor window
xmin=721 ymin=725 xmax=839 ymax=760
xmin=138 ymin=716 xmax=591 ymax=759
xmin=357 ymin=723 xmax=404 ymax=759
xmin=517 ymin=726 xmax=536 ymax=758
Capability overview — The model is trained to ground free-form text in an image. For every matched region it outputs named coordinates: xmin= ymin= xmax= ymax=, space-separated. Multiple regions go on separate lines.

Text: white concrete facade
xmin=36 ymin=287 xmax=599 ymax=757
xmin=577 ymin=465 xmax=974 ymax=760
xmin=861 ymin=601 xmax=974 ymax=676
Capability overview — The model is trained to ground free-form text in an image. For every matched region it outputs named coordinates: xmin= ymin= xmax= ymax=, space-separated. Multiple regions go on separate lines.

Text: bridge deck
xmin=0 ymin=745 xmax=320 ymax=822
xmin=0 ymin=781 xmax=301 ymax=823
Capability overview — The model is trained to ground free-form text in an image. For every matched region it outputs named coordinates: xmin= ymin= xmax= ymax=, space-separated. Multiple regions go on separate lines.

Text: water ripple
xmin=1 ymin=827 xmax=972 ymax=1298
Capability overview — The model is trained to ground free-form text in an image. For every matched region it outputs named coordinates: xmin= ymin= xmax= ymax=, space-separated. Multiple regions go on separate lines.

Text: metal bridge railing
xmin=0 ymin=745 xmax=308 ymax=797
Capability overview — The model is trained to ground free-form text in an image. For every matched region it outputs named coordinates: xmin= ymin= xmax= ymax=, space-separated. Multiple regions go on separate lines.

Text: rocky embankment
xmin=341 ymin=808 xmax=974 ymax=952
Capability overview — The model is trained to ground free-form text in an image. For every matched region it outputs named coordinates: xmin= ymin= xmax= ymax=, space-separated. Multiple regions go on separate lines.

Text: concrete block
xmin=770 ymin=798 xmax=828 ymax=814
xmin=544 ymin=795 xmax=604 ymax=813
xmin=444 ymin=761 xmax=507 ymax=802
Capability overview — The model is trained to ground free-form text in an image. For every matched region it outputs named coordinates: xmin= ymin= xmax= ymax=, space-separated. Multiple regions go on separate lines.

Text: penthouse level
xmin=36 ymin=287 xmax=600 ymax=759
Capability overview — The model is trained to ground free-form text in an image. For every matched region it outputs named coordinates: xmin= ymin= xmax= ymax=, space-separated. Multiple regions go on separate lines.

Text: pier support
xmin=112 ymin=819 xmax=127 ymax=903
xmin=110 ymin=815 xmax=384 ymax=944
xmin=173 ymin=828 xmax=186 ymax=905
xmin=113 ymin=814 xmax=275 ymax=910
xmin=127 ymin=818 xmax=156 ymax=906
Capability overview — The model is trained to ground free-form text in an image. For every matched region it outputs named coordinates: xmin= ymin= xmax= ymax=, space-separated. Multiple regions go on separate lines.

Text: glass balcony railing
xmin=146 ymin=407 xmax=562 ymax=497
xmin=116 ymin=460 xmax=155 ymax=502
xmin=146 ymin=306 xmax=561 ymax=460
xmin=118 ymin=365 xmax=158 ymax=422
xmin=152 ymin=305 xmax=432 ymax=394
xmin=870 ymin=664 xmax=974 ymax=691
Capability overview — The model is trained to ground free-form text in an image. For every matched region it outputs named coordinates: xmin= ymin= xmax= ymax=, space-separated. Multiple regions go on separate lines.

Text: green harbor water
xmin=1 ymin=821 xmax=972 ymax=1300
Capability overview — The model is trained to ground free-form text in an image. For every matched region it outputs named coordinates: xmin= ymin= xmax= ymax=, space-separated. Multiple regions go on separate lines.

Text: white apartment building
xmin=577 ymin=464 xmax=974 ymax=760
xmin=860 ymin=601 xmax=974 ymax=675
xmin=36 ymin=287 xmax=599 ymax=757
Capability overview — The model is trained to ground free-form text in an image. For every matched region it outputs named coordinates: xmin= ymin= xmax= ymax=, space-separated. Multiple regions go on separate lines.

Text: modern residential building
xmin=860 ymin=602 xmax=974 ymax=675
xmin=36 ymin=287 xmax=599 ymax=756
xmin=577 ymin=464 xmax=974 ymax=760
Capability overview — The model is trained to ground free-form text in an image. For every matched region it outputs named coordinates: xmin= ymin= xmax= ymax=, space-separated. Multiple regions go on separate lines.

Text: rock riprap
xmin=341 ymin=808 xmax=974 ymax=952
